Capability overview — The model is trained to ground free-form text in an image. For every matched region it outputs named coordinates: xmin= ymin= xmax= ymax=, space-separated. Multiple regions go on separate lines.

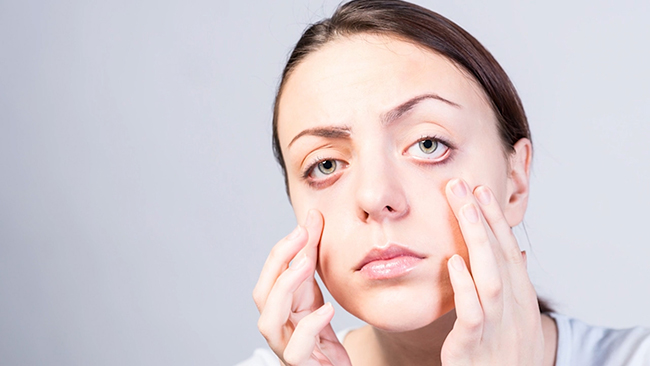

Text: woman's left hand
xmin=440 ymin=178 xmax=545 ymax=366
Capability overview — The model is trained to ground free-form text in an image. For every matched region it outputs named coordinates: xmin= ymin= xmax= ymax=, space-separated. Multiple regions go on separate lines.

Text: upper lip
xmin=356 ymin=244 xmax=425 ymax=270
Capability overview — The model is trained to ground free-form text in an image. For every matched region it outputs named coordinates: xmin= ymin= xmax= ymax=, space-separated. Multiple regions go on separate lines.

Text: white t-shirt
xmin=236 ymin=313 xmax=650 ymax=365
xmin=548 ymin=313 xmax=650 ymax=365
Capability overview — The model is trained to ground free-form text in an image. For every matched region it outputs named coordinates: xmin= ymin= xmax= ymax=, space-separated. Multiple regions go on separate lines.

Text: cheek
xmin=305 ymin=194 xmax=354 ymax=281
xmin=316 ymin=208 xmax=357 ymax=277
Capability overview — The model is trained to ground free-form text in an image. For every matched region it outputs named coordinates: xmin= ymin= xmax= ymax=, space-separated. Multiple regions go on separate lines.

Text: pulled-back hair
xmin=271 ymin=0 xmax=550 ymax=313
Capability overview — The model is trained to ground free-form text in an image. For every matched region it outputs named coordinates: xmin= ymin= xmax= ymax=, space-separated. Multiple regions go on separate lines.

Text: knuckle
xmin=282 ymin=349 xmax=300 ymax=366
xmin=506 ymin=250 xmax=525 ymax=265
xmin=252 ymin=285 xmax=272 ymax=312
xmin=257 ymin=315 xmax=272 ymax=339
xmin=292 ymin=315 xmax=312 ymax=335
xmin=459 ymin=312 xmax=483 ymax=330
xmin=493 ymin=212 xmax=509 ymax=226
xmin=252 ymin=287 xmax=262 ymax=306
xmin=274 ymin=269 xmax=293 ymax=290
xmin=478 ymin=237 xmax=492 ymax=248
xmin=268 ymin=240 xmax=294 ymax=264
xmin=256 ymin=317 xmax=267 ymax=335
xmin=482 ymin=280 xmax=503 ymax=299
xmin=267 ymin=245 xmax=284 ymax=263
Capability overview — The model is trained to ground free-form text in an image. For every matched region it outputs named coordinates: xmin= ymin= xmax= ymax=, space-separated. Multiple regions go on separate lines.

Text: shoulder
xmin=234 ymin=328 xmax=355 ymax=366
xmin=549 ymin=312 xmax=650 ymax=366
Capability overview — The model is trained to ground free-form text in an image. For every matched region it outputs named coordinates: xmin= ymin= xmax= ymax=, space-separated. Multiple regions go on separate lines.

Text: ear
xmin=504 ymin=138 xmax=532 ymax=227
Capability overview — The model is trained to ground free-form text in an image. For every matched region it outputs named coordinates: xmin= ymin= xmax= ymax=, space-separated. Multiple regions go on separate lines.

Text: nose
xmin=354 ymin=155 xmax=409 ymax=223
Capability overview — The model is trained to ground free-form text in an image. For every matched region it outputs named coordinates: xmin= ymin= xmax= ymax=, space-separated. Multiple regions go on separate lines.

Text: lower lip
xmin=359 ymin=256 xmax=422 ymax=280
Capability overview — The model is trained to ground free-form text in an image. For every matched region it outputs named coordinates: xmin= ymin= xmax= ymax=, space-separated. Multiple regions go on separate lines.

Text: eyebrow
xmin=288 ymin=125 xmax=352 ymax=148
xmin=287 ymin=93 xmax=459 ymax=148
xmin=381 ymin=93 xmax=461 ymax=125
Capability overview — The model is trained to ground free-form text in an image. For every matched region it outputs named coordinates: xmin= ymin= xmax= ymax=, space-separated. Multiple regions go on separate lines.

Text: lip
xmin=356 ymin=244 xmax=425 ymax=280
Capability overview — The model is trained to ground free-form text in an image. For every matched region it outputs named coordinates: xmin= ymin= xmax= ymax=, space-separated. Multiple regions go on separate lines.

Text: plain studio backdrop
xmin=1 ymin=0 xmax=649 ymax=364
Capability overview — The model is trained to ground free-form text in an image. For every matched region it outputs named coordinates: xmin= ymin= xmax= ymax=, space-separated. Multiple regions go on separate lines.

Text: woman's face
xmin=277 ymin=34 xmax=530 ymax=331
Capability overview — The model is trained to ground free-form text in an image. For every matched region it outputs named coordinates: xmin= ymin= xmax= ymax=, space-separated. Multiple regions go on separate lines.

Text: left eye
xmin=309 ymin=159 xmax=339 ymax=179
xmin=407 ymin=138 xmax=450 ymax=161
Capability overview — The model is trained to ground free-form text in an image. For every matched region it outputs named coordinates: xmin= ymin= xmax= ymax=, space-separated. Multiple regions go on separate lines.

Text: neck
xmin=345 ymin=311 xmax=558 ymax=366
xmin=348 ymin=309 xmax=457 ymax=366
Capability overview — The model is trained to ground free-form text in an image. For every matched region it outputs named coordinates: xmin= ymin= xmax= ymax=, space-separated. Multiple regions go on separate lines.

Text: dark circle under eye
xmin=419 ymin=139 xmax=438 ymax=154
xmin=317 ymin=160 xmax=337 ymax=175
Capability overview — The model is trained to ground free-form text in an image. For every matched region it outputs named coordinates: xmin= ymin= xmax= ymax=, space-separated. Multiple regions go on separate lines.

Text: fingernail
xmin=475 ymin=186 xmax=491 ymax=205
xmin=316 ymin=302 xmax=332 ymax=315
xmin=451 ymin=179 xmax=467 ymax=198
xmin=462 ymin=203 xmax=479 ymax=223
xmin=290 ymin=254 xmax=307 ymax=270
xmin=450 ymin=255 xmax=465 ymax=271
xmin=287 ymin=225 xmax=302 ymax=240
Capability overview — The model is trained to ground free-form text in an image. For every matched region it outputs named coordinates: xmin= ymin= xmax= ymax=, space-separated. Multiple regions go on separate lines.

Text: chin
xmin=331 ymin=279 xmax=455 ymax=332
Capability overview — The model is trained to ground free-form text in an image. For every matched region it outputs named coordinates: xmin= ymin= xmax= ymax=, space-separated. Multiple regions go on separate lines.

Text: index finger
xmin=252 ymin=209 xmax=324 ymax=311
xmin=252 ymin=224 xmax=307 ymax=312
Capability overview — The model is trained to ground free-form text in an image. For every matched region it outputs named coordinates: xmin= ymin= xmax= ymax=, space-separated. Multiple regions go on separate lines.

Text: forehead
xmin=278 ymin=34 xmax=494 ymax=145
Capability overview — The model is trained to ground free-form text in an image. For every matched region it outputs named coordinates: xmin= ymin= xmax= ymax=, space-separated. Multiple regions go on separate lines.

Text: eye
xmin=407 ymin=137 xmax=450 ymax=161
xmin=419 ymin=139 xmax=437 ymax=154
xmin=308 ymin=159 xmax=339 ymax=179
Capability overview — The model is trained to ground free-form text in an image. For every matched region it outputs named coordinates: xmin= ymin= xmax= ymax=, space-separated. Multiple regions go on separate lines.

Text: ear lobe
xmin=504 ymin=138 xmax=532 ymax=227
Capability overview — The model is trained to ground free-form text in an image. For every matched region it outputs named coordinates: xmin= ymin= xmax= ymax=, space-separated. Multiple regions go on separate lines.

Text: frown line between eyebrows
xmin=381 ymin=93 xmax=461 ymax=126
xmin=288 ymin=126 xmax=352 ymax=149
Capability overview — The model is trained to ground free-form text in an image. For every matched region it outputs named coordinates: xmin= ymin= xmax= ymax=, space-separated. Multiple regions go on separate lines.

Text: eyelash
xmin=302 ymin=156 xmax=338 ymax=179
xmin=409 ymin=134 xmax=455 ymax=162
xmin=300 ymin=135 xmax=456 ymax=188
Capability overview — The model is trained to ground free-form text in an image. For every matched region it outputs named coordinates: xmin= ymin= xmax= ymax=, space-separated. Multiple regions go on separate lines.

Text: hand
xmin=441 ymin=179 xmax=545 ymax=365
xmin=253 ymin=209 xmax=352 ymax=366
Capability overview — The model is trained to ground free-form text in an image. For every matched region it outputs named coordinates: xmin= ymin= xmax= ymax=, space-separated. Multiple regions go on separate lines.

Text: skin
xmin=254 ymin=34 xmax=558 ymax=365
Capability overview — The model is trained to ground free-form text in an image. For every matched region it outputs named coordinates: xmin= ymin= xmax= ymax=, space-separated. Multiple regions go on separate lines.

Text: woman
xmin=240 ymin=1 xmax=650 ymax=365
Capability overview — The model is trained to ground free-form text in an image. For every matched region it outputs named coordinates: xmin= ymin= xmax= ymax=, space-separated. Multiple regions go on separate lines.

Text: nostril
xmin=386 ymin=206 xmax=394 ymax=212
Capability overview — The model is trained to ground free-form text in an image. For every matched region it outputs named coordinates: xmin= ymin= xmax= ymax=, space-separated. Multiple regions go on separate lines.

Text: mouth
xmin=356 ymin=244 xmax=425 ymax=280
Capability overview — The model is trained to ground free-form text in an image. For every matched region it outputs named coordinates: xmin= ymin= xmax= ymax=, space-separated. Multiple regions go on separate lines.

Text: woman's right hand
xmin=253 ymin=209 xmax=352 ymax=366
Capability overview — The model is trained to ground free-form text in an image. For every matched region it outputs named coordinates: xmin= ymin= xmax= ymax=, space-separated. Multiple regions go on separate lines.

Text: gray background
xmin=1 ymin=0 xmax=649 ymax=365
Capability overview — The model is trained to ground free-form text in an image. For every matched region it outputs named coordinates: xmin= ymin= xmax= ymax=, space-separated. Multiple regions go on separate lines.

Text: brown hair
xmin=272 ymin=0 xmax=551 ymax=313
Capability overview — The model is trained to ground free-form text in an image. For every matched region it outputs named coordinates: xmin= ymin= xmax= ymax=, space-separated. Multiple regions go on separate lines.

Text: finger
xmin=446 ymin=179 xmax=503 ymax=305
xmin=283 ymin=303 xmax=335 ymax=366
xmin=302 ymin=209 xmax=324 ymax=266
xmin=474 ymin=186 xmax=536 ymax=301
xmin=473 ymin=186 xmax=525 ymax=268
xmin=291 ymin=258 xmax=322 ymax=317
xmin=292 ymin=210 xmax=325 ymax=312
xmin=447 ymin=254 xmax=483 ymax=346
xmin=253 ymin=225 xmax=308 ymax=311
xmin=257 ymin=255 xmax=314 ymax=349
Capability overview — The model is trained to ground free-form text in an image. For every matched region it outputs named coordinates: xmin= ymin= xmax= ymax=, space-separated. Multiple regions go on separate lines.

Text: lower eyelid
xmin=409 ymin=145 xmax=452 ymax=163
xmin=306 ymin=167 xmax=345 ymax=188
